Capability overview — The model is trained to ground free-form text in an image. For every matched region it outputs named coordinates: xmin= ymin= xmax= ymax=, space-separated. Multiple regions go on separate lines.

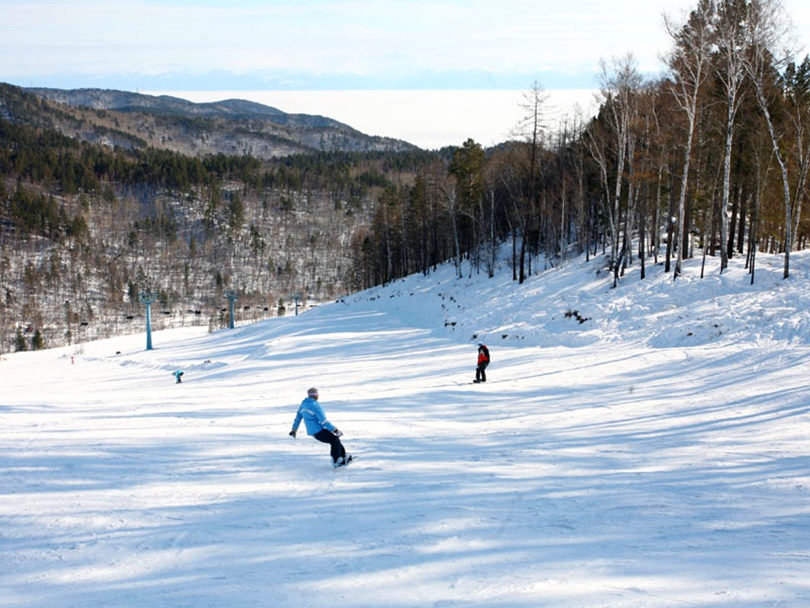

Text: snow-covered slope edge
xmin=341 ymin=250 xmax=810 ymax=349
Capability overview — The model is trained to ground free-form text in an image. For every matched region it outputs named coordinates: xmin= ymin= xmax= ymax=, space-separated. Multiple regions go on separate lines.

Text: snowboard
xmin=334 ymin=455 xmax=355 ymax=469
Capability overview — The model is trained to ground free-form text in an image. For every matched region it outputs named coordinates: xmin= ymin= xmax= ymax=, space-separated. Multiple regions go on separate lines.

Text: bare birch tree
xmin=665 ymin=0 xmax=715 ymax=278
xmin=596 ymin=53 xmax=643 ymax=287
xmin=743 ymin=0 xmax=797 ymax=278
xmin=783 ymin=57 xmax=810 ymax=253
xmin=714 ymin=0 xmax=751 ymax=272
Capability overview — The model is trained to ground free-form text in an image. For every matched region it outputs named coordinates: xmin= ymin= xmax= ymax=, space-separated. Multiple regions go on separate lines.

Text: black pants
xmin=476 ymin=361 xmax=489 ymax=382
xmin=313 ymin=429 xmax=346 ymax=463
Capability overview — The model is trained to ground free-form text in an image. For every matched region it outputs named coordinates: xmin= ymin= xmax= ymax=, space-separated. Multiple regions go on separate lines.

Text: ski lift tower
xmin=292 ymin=292 xmax=302 ymax=316
xmin=225 ymin=290 xmax=239 ymax=329
xmin=139 ymin=292 xmax=157 ymax=350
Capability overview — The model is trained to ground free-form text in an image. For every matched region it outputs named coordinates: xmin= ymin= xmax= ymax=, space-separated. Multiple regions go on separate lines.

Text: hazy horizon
xmin=149 ymin=88 xmax=599 ymax=150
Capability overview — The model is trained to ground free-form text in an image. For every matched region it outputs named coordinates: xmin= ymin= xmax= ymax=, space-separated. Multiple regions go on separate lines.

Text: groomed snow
xmin=2 ymin=250 xmax=809 ymax=607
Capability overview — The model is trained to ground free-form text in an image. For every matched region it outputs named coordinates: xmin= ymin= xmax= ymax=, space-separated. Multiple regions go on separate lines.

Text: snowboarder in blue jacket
xmin=289 ymin=388 xmax=352 ymax=468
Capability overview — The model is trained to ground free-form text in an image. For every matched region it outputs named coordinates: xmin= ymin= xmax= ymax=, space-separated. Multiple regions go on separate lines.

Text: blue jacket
xmin=292 ymin=397 xmax=336 ymax=436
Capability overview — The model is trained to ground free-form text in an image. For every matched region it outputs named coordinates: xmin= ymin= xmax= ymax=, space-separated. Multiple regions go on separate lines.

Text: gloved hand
xmin=289 ymin=429 xmax=297 ymax=438
xmin=333 ymin=428 xmax=343 ymax=438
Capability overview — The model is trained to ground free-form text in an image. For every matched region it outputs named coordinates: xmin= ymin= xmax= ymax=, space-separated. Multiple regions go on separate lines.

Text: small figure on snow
xmin=173 ymin=370 xmax=184 ymax=383
xmin=474 ymin=342 xmax=490 ymax=383
xmin=289 ymin=387 xmax=353 ymax=468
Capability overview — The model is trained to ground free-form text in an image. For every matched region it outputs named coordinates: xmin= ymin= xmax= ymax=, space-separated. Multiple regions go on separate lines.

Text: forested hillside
xmin=0 ymin=83 xmax=439 ymax=353
xmin=2 ymin=0 xmax=810 ymax=354
xmin=23 ymin=86 xmax=417 ymax=159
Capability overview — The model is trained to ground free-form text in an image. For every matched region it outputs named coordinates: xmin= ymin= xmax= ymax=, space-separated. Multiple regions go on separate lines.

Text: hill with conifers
xmin=3 ymin=1 xmax=810 ymax=354
xmin=23 ymin=86 xmax=418 ymax=158
xmin=0 ymin=83 xmax=441 ymax=353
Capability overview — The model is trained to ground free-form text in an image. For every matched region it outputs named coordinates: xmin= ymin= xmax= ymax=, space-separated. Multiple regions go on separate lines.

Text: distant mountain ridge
xmin=18 ymin=85 xmax=418 ymax=158
xmin=27 ymin=88 xmax=345 ymax=128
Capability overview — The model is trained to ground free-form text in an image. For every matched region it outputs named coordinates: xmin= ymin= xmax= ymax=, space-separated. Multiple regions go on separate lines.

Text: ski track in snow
xmin=2 ymin=251 xmax=810 ymax=607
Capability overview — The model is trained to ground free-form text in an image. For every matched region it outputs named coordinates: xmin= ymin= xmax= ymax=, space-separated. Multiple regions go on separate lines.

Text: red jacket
xmin=477 ymin=344 xmax=490 ymax=365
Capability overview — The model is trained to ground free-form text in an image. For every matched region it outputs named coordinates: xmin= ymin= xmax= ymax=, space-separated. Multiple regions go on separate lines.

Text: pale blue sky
xmin=4 ymin=0 xmax=810 ymax=148
xmin=4 ymin=0 xmax=808 ymax=92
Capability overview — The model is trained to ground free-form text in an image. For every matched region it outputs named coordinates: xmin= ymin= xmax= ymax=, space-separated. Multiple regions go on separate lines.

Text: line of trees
xmin=353 ymin=0 xmax=809 ymax=288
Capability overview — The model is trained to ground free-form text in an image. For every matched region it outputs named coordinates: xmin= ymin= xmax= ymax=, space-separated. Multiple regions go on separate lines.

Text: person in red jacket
xmin=474 ymin=342 xmax=490 ymax=383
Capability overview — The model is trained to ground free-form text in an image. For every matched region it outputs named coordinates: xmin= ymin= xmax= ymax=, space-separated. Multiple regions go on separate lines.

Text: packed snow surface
xmin=2 ymin=250 xmax=810 ymax=607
